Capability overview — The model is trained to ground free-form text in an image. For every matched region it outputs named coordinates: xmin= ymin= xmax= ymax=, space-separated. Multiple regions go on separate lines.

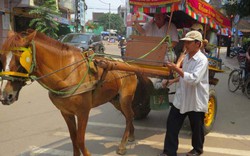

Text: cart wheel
xmin=244 ymin=78 xmax=250 ymax=99
xmin=132 ymin=75 xmax=152 ymax=120
xmin=204 ymin=89 xmax=217 ymax=135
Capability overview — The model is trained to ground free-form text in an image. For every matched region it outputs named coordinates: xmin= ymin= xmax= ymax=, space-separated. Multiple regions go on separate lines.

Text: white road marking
xmin=87 ymin=121 xmax=250 ymax=141
xmin=24 ymin=121 xmax=250 ymax=156
xmin=28 ymin=146 xmax=73 ymax=156
xmin=31 ymin=132 xmax=250 ymax=156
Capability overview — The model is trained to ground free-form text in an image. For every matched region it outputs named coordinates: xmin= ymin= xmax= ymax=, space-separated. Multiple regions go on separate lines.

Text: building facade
xmin=0 ymin=0 xmax=75 ymax=48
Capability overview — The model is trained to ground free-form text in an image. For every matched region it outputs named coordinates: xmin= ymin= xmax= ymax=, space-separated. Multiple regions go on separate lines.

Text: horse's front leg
xmin=61 ymin=111 xmax=81 ymax=156
xmin=117 ymin=95 xmax=135 ymax=155
xmin=77 ymin=112 xmax=91 ymax=156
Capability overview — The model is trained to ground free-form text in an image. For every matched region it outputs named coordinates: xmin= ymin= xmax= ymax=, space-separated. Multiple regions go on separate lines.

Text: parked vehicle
xmin=229 ymin=46 xmax=245 ymax=58
xmin=228 ymin=45 xmax=250 ymax=98
xmin=60 ymin=33 xmax=105 ymax=53
xmin=228 ymin=65 xmax=250 ymax=98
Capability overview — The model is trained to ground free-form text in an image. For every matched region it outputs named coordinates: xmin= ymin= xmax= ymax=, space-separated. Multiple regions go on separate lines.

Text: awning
xmin=129 ymin=0 xmax=231 ymax=29
xmin=232 ymin=28 xmax=243 ymax=36
xmin=218 ymin=28 xmax=243 ymax=36
xmin=218 ymin=28 xmax=232 ymax=36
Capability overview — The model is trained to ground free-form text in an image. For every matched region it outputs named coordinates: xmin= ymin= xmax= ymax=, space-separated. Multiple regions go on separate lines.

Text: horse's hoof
xmin=128 ymin=135 xmax=135 ymax=142
xmin=116 ymin=148 xmax=127 ymax=155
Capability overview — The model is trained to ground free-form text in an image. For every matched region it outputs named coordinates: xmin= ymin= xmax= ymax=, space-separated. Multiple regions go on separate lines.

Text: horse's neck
xmin=33 ymin=40 xmax=89 ymax=90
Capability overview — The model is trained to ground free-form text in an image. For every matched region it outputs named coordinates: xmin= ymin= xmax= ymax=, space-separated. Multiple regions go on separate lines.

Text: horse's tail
xmin=132 ymin=74 xmax=153 ymax=119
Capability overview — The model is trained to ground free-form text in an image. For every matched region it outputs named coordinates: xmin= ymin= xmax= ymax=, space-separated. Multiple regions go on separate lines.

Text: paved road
xmin=0 ymin=42 xmax=250 ymax=156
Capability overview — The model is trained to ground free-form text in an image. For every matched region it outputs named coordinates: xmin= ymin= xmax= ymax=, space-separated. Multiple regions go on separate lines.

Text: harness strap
xmin=0 ymin=71 xmax=29 ymax=78
xmin=49 ymin=80 xmax=98 ymax=98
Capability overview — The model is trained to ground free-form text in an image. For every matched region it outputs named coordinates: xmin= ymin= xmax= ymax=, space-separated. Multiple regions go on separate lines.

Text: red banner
xmin=186 ymin=0 xmax=231 ymax=28
xmin=129 ymin=0 xmax=180 ymax=6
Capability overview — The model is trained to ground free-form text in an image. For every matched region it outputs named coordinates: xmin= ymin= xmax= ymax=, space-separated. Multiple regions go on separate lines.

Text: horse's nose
xmin=7 ymin=93 xmax=13 ymax=101
xmin=0 ymin=92 xmax=14 ymax=105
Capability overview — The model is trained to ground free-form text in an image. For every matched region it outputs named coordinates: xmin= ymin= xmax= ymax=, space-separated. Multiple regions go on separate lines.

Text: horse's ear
xmin=24 ymin=30 xmax=37 ymax=44
xmin=7 ymin=31 xmax=15 ymax=38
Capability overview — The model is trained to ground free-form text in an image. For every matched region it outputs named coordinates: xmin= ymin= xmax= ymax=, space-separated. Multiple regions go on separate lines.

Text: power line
xmin=88 ymin=7 xmax=117 ymax=11
xmin=98 ymin=0 xmax=109 ymax=5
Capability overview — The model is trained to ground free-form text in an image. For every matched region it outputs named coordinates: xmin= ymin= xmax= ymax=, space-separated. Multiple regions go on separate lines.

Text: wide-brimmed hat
xmin=180 ymin=30 xmax=203 ymax=42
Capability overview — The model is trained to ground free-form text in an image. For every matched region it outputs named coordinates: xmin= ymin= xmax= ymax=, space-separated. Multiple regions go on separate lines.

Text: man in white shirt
xmin=159 ymin=31 xmax=209 ymax=156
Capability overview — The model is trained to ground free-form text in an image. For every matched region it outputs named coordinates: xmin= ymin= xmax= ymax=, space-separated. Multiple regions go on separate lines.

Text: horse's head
xmin=0 ymin=30 xmax=36 ymax=105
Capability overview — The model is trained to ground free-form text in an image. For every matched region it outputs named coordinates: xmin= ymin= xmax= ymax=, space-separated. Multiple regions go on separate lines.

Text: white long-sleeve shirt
xmin=173 ymin=50 xmax=209 ymax=114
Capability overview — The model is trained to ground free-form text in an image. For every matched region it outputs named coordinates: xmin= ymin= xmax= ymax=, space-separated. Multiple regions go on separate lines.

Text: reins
xmin=0 ymin=40 xmax=97 ymax=96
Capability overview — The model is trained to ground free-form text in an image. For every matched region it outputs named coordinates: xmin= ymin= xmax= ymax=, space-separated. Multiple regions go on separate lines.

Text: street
xmin=0 ymin=42 xmax=250 ymax=156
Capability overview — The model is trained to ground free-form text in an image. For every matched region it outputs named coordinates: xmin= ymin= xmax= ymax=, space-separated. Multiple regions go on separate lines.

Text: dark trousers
xmin=163 ymin=106 xmax=205 ymax=156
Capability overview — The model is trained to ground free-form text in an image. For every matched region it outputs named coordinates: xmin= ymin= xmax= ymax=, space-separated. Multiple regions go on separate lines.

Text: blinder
xmin=0 ymin=46 xmax=33 ymax=82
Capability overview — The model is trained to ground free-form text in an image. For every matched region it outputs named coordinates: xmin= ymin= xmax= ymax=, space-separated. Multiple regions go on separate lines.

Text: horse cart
xmin=0 ymin=0 xmax=231 ymax=156
xmin=96 ymin=0 xmax=231 ymax=135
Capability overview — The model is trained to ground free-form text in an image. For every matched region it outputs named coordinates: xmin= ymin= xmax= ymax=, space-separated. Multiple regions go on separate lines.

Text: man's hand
xmin=166 ymin=61 xmax=177 ymax=70
xmin=166 ymin=62 xmax=184 ymax=78
xmin=161 ymin=79 xmax=177 ymax=88
xmin=161 ymin=79 xmax=168 ymax=88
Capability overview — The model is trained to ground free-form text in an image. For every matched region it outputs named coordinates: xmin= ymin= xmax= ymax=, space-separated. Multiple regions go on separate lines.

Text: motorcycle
xmin=118 ymin=38 xmax=127 ymax=57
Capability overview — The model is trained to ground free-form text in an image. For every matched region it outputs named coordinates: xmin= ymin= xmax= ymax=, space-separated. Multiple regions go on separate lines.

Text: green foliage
xmin=222 ymin=1 xmax=238 ymax=17
xmin=97 ymin=13 xmax=126 ymax=35
xmin=238 ymin=0 xmax=250 ymax=17
xmin=29 ymin=0 xmax=61 ymax=39
xmin=87 ymin=22 xmax=99 ymax=30
xmin=242 ymin=37 xmax=250 ymax=51
xmin=222 ymin=0 xmax=250 ymax=18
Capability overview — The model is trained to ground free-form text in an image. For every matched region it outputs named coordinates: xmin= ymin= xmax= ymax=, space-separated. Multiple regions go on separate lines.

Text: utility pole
xmin=75 ymin=0 xmax=86 ymax=32
xmin=109 ymin=3 xmax=111 ymax=30
xmin=75 ymin=0 xmax=79 ymax=32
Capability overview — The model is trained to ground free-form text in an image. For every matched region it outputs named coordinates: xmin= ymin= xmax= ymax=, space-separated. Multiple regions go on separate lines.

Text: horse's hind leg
xmin=116 ymin=95 xmax=135 ymax=155
xmin=61 ymin=112 xmax=81 ymax=156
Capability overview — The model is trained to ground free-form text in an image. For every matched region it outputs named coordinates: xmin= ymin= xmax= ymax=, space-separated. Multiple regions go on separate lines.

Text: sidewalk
xmin=219 ymin=47 xmax=239 ymax=71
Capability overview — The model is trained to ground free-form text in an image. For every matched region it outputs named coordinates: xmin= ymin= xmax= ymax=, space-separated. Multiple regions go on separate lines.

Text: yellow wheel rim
xmin=204 ymin=96 xmax=215 ymax=127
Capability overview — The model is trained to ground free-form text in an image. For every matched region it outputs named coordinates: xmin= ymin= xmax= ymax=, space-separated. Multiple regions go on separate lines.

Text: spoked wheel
xmin=244 ymin=78 xmax=250 ymax=99
xmin=204 ymin=89 xmax=217 ymax=135
xmin=228 ymin=69 xmax=241 ymax=92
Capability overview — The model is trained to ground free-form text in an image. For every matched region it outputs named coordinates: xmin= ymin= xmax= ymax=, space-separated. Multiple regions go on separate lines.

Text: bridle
xmin=0 ymin=44 xmax=35 ymax=82
xmin=0 ymin=40 xmax=98 ymax=96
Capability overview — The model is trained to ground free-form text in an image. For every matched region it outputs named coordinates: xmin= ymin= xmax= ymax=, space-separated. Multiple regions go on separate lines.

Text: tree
xmin=238 ymin=0 xmax=250 ymax=17
xmin=222 ymin=0 xmax=250 ymax=18
xmin=98 ymin=13 xmax=125 ymax=35
xmin=86 ymin=22 xmax=99 ymax=30
xmin=29 ymin=0 xmax=61 ymax=39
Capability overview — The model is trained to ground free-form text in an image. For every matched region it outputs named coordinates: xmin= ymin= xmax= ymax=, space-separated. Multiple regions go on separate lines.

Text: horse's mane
xmin=34 ymin=31 xmax=81 ymax=52
xmin=2 ymin=30 xmax=81 ymax=54
xmin=2 ymin=31 xmax=27 ymax=53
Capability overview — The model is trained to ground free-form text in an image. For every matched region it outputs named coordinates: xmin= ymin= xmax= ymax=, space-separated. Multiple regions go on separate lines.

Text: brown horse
xmin=0 ymin=30 xmax=137 ymax=156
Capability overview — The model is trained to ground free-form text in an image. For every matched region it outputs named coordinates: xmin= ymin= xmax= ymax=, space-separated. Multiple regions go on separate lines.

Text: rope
xmin=29 ymin=59 xmax=86 ymax=81
xmin=33 ymin=54 xmax=90 ymax=95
